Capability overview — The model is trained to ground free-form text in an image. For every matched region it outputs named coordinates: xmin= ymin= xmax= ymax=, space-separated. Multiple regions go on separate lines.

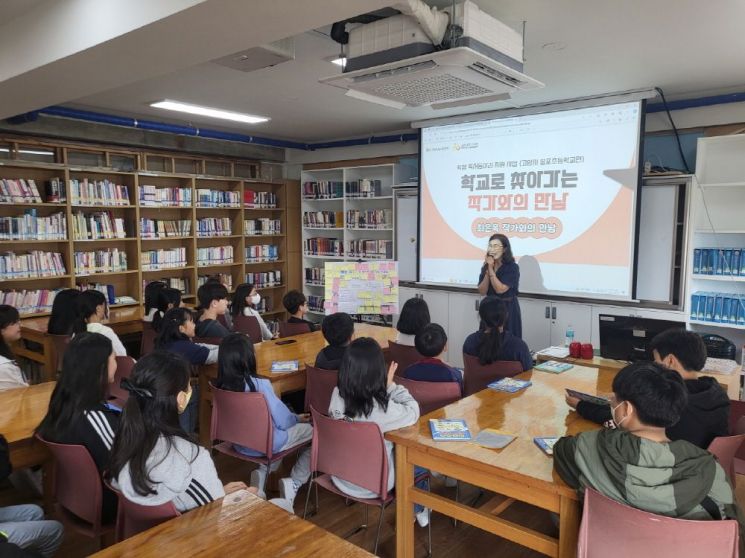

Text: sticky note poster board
xmin=323 ymin=261 xmax=399 ymax=315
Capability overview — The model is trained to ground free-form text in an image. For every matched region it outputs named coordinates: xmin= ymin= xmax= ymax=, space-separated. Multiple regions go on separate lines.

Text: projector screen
xmin=419 ymin=100 xmax=643 ymax=300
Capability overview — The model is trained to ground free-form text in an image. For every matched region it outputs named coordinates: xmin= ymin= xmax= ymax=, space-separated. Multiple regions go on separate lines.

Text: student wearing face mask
xmin=554 ymin=361 xmax=744 ymax=545
xmin=230 ymin=283 xmax=274 ymax=341
xmin=477 ymin=233 xmax=522 ymax=337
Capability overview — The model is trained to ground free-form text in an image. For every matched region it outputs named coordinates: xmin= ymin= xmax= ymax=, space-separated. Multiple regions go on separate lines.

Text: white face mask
xmin=250 ymin=293 xmax=261 ymax=306
xmin=611 ymin=401 xmax=629 ymax=430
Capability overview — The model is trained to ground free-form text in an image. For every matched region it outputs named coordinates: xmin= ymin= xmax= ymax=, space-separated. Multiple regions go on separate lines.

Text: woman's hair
xmin=144 ymin=281 xmax=166 ymax=315
xmin=396 ymin=297 xmax=430 ymax=336
xmin=151 ymin=288 xmax=182 ymax=331
xmin=229 ymin=283 xmax=255 ymax=318
xmin=47 ymin=289 xmax=81 ymax=335
xmin=337 ymin=337 xmax=388 ymax=419
xmin=215 ymin=333 xmax=258 ymax=392
xmin=37 ymin=332 xmax=113 ymax=439
xmin=0 ymin=305 xmax=20 ymax=360
xmin=476 ymin=297 xmax=508 ymax=365
xmin=107 ymin=351 xmax=192 ymax=496
xmin=73 ymin=290 xmax=108 ymax=334
xmin=485 ymin=233 xmax=515 ymax=265
xmin=155 ymin=307 xmax=193 ymax=348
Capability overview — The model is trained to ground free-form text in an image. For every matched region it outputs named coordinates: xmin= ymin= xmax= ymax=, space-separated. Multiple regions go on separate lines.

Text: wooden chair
xmin=462 ymin=354 xmax=522 ymax=396
xmin=387 ymin=340 xmax=424 ymax=376
xmin=107 ymin=482 xmax=180 ymax=542
xmin=396 ymin=377 xmax=462 ymax=416
xmin=279 ymin=321 xmax=311 ymax=338
xmin=108 ymin=356 xmax=136 ymax=407
xmin=232 ymin=314 xmax=263 ymax=343
xmin=139 ymin=322 xmax=157 ymax=357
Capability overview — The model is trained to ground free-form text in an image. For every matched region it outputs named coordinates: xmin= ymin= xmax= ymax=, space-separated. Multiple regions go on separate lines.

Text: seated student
xmin=462 ymin=297 xmax=532 ymax=371
xmin=314 ymin=312 xmax=354 ymax=370
xmin=36 ymin=332 xmax=120 ymax=522
xmin=46 ymin=288 xmax=81 ymax=335
xmin=194 ymin=282 xmax=231 ymax=339
xmin=150 ymin=287 xmax=183 ymax=331
xmin=395 ymin=297 xmax=430 ymax=346
xmin=230 ymin=283 xmax=274 ymax=341
xmin=108 ymin=351 xmax=248 ymax=512
xmin=282 ymin=290 xmax=317 ymax=332
xmin=73 ymin=290 xmax=127 ymax=356
xmin=404 ymin=323 xmax=463 ymax=393
xmin=0 ymin=306 xmax=28 ymax=391
xmin=554 ymin=362 xmax=744 ymax=540
xmin=215 ymin=334 xmax=312 ymax=505
xmin=142 ymin=281 xmax=166 ymax=323
xmin=0 ymin=434 xmax=63 ymax=558
xmin=566 ymin=329 xmax=729 ymax=449
xmin=328 ymin=338 xmax=430 ymax=526
xmin=156 ymin=308 xmax=218 ymax=366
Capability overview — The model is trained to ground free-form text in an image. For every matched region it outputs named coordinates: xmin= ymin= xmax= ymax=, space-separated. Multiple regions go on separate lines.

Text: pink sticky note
xmin=368 ymin=272 xmax=375 ymax=280
xmin=332 ymin=278 xmax=340 ymax=289
xmin=392 ymin=278 xmax=399 ymax=286
xmin=383 ymin=287 xmax=391 ymax=295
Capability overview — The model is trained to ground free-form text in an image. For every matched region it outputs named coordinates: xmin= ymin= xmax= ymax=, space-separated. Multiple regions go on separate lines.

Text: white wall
xmin=645 ymin=101 xmax=745 ymax=132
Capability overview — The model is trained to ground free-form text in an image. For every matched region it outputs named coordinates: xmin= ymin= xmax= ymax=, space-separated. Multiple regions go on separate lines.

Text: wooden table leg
xmin=558 ymin=493 xmax=580 ymax=558
xmin=395 ymin=444 xmax=414 ymax=558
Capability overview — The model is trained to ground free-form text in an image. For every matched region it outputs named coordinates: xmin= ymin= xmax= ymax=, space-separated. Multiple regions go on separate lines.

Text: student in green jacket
xmin=554 ymin=361 xmax=744 ymax=545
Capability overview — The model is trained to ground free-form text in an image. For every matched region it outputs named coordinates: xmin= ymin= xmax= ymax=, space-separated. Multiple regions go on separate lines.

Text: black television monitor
xmin=598 ymin=314 xmax=685 ymax=361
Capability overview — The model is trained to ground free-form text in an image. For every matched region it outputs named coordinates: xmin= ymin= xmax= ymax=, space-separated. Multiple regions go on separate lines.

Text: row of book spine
xmin=197 ymin=274 xmax=233 ymax=292
xmin=304 ymin=237 xmax=343 ymax=256
xmin=69 ymin=179 xmax=130 ymax=206
xmin=0 ymin=288 xmax=61 ymax=314
xmin=245 ymin=245 xmax=279 ymax=262
xmin=0 ymin=211 xmax=67 ymax=240
xmin=246 ymin=270 xmax=282 ymax=288
xmin=73 ymin=212 xmax=127 ymax=240
xmin=691 ymin=292 xmax=745 ymax=325
xmin=244 ymin=218 xmax=281 ymax=235
xmin=244 ymin=190 xmax=277 ymax=208
xmin=144 ymin=277 xmax=191 ymax=294
xmin=196 ymin=218 xmax=233 ymax=237
xmin=196 ymin=189 xmax=240 ymax=207
xmin=345 ymin=179 xmax=383 ymax=197
xmin=141 ymin=248 xmax=187 ymax=271
xmin=0 ymin=178 xmax=43 ymax=203
xmin=346 ymin=209 xmax=392 ymax=228
xmin=302 ymin=181 xmax=343 ymax=200
xmin=196 ymin=246 xmax=234 ymax=266
xmin=140 ymin=219 xmax=191 ymax=238
xmin=307 ymin=295 xmax=325 ymax=312
xmin=693 ymin=248 xmax=745 ymax=276
xmin=304 ymin=267 xmax=325 ymax=285
xmin=74 ymin=249 xmax=128 ymax=275
xmin=347 ymin=239 xmax=393 ymax=259
xmin=77 ymin=283 xmax=116 ymax=305
xmin=138 ymin=185 xmax=192 ymax=207
xmin=0 ymin=251 xmax=66 ymax=279
xmin=303 ymin=211 xmax=343 ymax=228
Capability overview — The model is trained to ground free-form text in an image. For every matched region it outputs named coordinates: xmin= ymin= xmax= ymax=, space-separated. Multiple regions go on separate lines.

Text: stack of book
xmin=69 ymin=179 xmax=130 ymax=206
xmin=691 ymin=292 xmax=745 ymax=325
xmin=140 ymin=218 xmax=191 ymax=238
xmin=346 ymin=209 xmax=392 ymax=229
xmin=303 ymin=211 xmax=343 ymax=228
xmin=304 ymin=237 xmax=343 ymax=257
xmin=73 ymin=211 xmax=127 ymax=240
xmin=74 ymin=248 xmax=128 ymax=275
xmin=307 ymin=295 xmax=325 ymax=312
xmin=302 ymin=181 xmax=343 ymax=200
xmin=141 ymin=248 xmax=187 ymax=271
xmin=347 ymin=239 xmax=392 ymax=259
xmin=195 ymin=189 xmax=240 ymax=208
xmin=0 ymin=210 xmax=67 ymax=240
xmin=144 ymin=277 xmax=190 ymax=294
xmin=0 ymin=251 xmax=66 ymax=279
xmin=0 ymin=178 xmax=43 ymax=203
xmin=304 ymin=267 xmax=325 ymax=285
xmin=345 ymin=179 xmax=383 ymax=198
xmin=197 ymin=217 xmax=233 ymax=237
xmin=244 ymin=190 xmax=277 ymax=208
xmin=0 ymin=288 xmax=61 ymax=314
xmin=244 ymin=218 xmax=281 ymax=235
xmin=197 ymin=246 xmax=234 ymax=266
xmin=245 ymin=245 xmax=279 ymax=262
xmin=197 ymin=273 xmax=233 ymax=292
xmin=76 ymin=283 xmax=116 ymax=305
xmin=139 ymin=185 xmax=192 ymax=207
xmin=246 ymin=270 xmax=281 ymax=288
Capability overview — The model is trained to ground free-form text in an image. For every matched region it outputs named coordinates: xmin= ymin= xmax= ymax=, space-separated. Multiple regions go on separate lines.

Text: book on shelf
xmin=270 ymin=360 xmax=299 ymax=373
xmin=0 ymin=178 xmax=43 ymax=203
xmin=303 ymin=211 xmax=343 ymax=228
xmin=429 ymin=419 xmax=472 ymax=441
xmin=488 ymin=378 xmax=531 ymax=393
xmin=0 ymin=251 xmax=66 ymax=279
xmin=1 ymin=288 xmax=62 ymax=314
xmin=141 ymin=247 xmax=187 ymax=271
xmin=307 ymin=295 xmax=325 ymax=313
xmin=304 ymin=267 xmax=325 ymax=285
xmin=74 ymin=249 xmax=128 ymax=275
xmin=198 ymin=273 xmax=234 ymax=292
xmin=45 ymin=178 xmax=66 ymax=203
xmin=245 ymin=270 xmax=281 ymax=288
xmin=140 ymin=218 xmax=192 ymax=238
xmin=346 ymin=209 xmax=392 ymax=229
xmin=76 ymin=282 xmax=116 ymax=304
xmin=244 ymin=218 xmax=281 ymax=235
xmin=73 ymin=211 xmax=127 ymax=240
xmin=69 ymin=178 xmax=130 ymax=206
xmin=244 ymin=190 xmax=277 ymax=208
xmin=0 ymin=210 xmax=67 ymax=240
xmin=534 ymin=437 xmax=560 ymax=456
xmin=691 ymin=292 xmax=745 ymax=325
xmin=304 ymin=237 xmax=343 ymax=257
xmin=534 ymin=360 xmax=573 ymax=374
xmin=345 ymin=179 xmax=382 ymax=198
xmin=144 ymin=277 xmax=191 ymax=294
xmin=245 ymin=245 xmax=279 ymax=262
xmin=196 ymin=189 xmax=240 ymax=208
xmin=197 ymin=245 xmax=234 ymax=266
xmin=197 ymin=217 xmax=233 ymax=237
xmin=302 ymin=181 xmax=343 ymax=200
xmin=693 ymin=247 xmax=744 ymax=276
xmin=346 ymin=239 xmax=393 ymax=259
xmin=139 ymin=185 xmax=192 ymax=207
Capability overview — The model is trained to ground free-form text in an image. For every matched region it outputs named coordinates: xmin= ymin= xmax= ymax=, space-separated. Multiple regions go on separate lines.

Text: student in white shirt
xmin=395 ymin=297 xmax=430 ymax=346
xmin=73 ymin=290 xmax=127 ymax=356
xmin=0 ymin=305 xmax=27 ymax=391
xmin=142 ymin=281 xmax=166 ymax=323
xmin=230 ymin=283 xmax=274 ymax=341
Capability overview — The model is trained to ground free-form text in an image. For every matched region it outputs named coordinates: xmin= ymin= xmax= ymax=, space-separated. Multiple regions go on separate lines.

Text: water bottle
xmin=565 ymin=324 xmax=575 ymax=347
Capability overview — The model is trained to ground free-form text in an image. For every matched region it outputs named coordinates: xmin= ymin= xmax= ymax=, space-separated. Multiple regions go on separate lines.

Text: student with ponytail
xmin=73 ymin=290 xmax=127 ymax=356
xmin=150 ymin=288 xmax=183 ymax=332
xmin=0 ymin=305 xmax=27 ymax=390
xmin=155 ymin=307 xmax=218 ymax=365
xmin=462 ymin=297 xmax=532 ymax=371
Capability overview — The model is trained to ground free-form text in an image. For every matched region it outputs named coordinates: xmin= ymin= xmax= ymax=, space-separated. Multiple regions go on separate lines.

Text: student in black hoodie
xmin=565 ymin=328 xmax=729 ymax=448
xmin=315 ymin=312 xmax=354 ymax=370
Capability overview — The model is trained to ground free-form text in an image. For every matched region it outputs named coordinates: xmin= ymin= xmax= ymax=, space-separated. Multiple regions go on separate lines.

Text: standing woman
xmin=477 ymin=233 xmax=522 ymax=338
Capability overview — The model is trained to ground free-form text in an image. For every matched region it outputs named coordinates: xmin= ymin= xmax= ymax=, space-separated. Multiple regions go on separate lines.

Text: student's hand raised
xmin=387 ymin=361 xmax=398 ymax=387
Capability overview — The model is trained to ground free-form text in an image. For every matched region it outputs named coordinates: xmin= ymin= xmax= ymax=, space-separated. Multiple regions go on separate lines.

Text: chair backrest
xmin=107 ymin=482 xmax=180 ymax=541
xmin=304 ymin=365 xmax=339 ymax=413
xmin=396 ymin=377 xmax=461 ymax=416
xmin=729 ymin=399 xmax=745 ymax=434
xmin=232 ymin=314 xmax=263 ymax=343
xmin=309 ymin=407 xmax=389 ymax=499
xmin=140 ymin=322 xmax=157 ymax=357
xmin=36 ymin=435 xmax=103 ymax=529
xmin=49 ymin=334 xmax=71 ymax=372
xmin=462 ymin=354 xmax=523 ymax=396
xmin=109 ymin=356 xmax=136 ymax=403
xmin=279 ymin=321 xmax=311 ymax=338
xmin=210 ymin=383 xmax=275 ymax=456
xmin=578 ymin=488 xmax=739 ymax=558
xmin=708 ymin=433 xmax=745 ymax=485
xmin=387 ymin=340 xmax=424 ymax=376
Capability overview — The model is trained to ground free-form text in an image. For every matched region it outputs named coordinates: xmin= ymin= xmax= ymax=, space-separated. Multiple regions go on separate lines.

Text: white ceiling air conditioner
xmin=320 ymin=1 xmax=544 ymax=110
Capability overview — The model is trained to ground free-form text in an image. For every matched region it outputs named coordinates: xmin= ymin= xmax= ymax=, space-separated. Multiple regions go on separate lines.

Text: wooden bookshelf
xmin=0 ymin=138 xmax=289 ymax=322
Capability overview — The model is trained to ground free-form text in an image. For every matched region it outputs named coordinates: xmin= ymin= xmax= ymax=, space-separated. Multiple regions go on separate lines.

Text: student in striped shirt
xmin=37 ymin=332 xmax=121 ymax=523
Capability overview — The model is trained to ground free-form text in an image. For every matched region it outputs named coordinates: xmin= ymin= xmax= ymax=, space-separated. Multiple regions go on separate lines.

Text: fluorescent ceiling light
xmin=150 ymin=100 xmax=269 ymax=124
xmin=331 ymin=57 xmax=347 ymax=67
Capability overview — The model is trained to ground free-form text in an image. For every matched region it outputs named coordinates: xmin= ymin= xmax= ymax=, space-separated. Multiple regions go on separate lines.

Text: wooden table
xmin=387 ymin=365 xmax=610 ymax=558
xmin=91 ymin=489 xmax=373 ymax=557
xmin=535 ymin=353 xmax=741 ymax=399
xmin=19 ymin=306 xmax=144 ymax=381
